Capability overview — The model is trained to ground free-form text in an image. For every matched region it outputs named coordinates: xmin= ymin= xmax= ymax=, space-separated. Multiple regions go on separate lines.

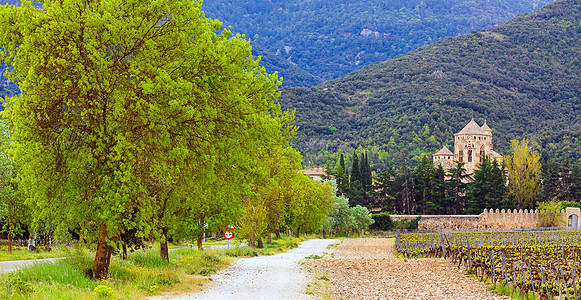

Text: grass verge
xmin=0 ymin=246 xmax=70 ymax=262
xmin=0 ymin=235 xmax=307 ymax=299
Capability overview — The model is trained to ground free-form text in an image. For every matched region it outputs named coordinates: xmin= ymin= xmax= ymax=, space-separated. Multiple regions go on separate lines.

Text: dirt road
xmin=167 ymin=238 xmax=338 ymax=300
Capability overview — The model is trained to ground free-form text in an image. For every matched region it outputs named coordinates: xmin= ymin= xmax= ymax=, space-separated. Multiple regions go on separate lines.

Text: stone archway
xmin=565 ymin=207 xmax=581 ymax=229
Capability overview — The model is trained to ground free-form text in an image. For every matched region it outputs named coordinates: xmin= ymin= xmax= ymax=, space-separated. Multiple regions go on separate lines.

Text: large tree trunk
xmin=248 ymin=233 xmax=255 ymax=249
xmin=322 ymin=229 xmax=327 ymax=239
xmin=122 ymin=243 xmax=127 ymax=260
xmin=295 ymin=226 xmax=301 ymax=238
xmin=274 ymin=230 xmax=281 ymax=239
xmin=160 ymin=227 xmax=169 ymax=263
xmin=257 ymin=238 xmax=264 ymax=248
xmin=197 ymin=231 xmax=204 ymax=250
xmin=93 ymin=223 xmax=113 ymax=280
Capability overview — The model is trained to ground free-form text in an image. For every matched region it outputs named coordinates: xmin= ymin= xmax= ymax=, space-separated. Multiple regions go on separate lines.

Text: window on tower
xmin=468 ymin=150 xmax=472 ymax=162
xmin=459 ymin=150 xmax=464 ymax=162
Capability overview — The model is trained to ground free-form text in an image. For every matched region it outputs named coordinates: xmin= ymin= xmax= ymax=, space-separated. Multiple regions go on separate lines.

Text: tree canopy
xmin=0 ymin=0 xmax=286 ymax=279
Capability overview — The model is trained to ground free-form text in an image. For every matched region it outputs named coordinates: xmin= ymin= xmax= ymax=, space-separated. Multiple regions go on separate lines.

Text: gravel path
xmin=308 ymin=238 xmax=510 ymax=300
xmin=166 ymin=238 xmax=338 ymax=300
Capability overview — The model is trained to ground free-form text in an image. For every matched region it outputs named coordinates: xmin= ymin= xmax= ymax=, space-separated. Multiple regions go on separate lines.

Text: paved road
xmin=165 ymin=239 xmax=338 ymax=300
xmin=0 ymin=258 xmax=62 ymax=274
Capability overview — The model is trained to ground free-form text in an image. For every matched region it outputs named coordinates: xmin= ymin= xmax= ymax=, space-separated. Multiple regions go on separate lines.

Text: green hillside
xmin=203 ymin=0 xmax=554 ymax=86
xmin=278 ymin=0 xmax=581 ymax=170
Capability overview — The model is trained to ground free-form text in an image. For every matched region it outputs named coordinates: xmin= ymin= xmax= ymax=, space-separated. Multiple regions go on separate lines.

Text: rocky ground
xmin=307 ymin=238 xmax=511 ymax=300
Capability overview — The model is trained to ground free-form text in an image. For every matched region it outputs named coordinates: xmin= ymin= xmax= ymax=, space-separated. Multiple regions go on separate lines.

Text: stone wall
xmin=391 ymin=207 xmax=579 ymax=232
xmin=390 ymin=215 xmax=481 ymax=232
xmin=479 ymin=208 xmax=540 ymax=229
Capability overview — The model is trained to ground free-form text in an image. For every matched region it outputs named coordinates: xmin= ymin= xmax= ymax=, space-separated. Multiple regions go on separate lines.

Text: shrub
xmin=94 ymin=285 xmax=113 ymax=299
xmin=370 ymin=212 xmax=394 ymax=230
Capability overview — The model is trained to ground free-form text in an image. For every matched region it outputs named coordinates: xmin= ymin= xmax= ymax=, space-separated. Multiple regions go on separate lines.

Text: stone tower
xmin=433 ymin=119 xmax=502 ymax=175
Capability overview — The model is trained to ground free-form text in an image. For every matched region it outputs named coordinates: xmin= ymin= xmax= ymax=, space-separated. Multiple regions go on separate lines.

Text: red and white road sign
xmin=224 ymin=231 xmax=233 ymax=239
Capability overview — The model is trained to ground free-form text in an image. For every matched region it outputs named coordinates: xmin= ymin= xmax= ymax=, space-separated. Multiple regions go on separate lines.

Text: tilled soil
xmin=308 ymin=238 xmax=510 ymax=300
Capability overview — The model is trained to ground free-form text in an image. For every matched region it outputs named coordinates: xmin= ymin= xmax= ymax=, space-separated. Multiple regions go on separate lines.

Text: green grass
xmin=0 ymin=245 xmax=70 ymax=262
xmin=490 ymin=282 xmax=541 ymax=300
xmin=0 ymin=236 xmax=306 ymax=299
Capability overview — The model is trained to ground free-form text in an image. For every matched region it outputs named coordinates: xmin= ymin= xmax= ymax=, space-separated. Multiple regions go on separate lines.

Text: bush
xmin=370 ymin=212 xmax=394 ymax=230
xmin=370 ymin=214 xmax=421 ymax=231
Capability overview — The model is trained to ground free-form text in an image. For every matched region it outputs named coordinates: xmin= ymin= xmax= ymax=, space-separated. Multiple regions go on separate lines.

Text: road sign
xmin=224 ymin=231 xmax=233 ymax=240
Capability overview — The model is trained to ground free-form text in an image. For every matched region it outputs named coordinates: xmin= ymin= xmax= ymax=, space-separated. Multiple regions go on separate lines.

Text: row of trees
xmin=373 ymin=155 xmax=511 ymax=215
xmin=0 ymin=0 xmax=334 ymax=280
xmin=334 ymin=139 xmax=581 ymax=215
xmin=334 ymin=152 xmax=373 ymax=201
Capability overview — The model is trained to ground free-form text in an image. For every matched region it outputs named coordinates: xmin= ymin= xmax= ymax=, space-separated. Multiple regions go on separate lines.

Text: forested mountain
xmin=203 ymin=0 xmax=554 ymax=86
xmin=278 ymin=0 xmax=581 ymax=171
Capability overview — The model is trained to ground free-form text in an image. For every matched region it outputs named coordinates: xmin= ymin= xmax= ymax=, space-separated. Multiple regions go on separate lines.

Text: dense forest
xmin=202 ymin=0 xmax=554 ymax=86
xmin=278 ymin=0 xmax=581 ymax=172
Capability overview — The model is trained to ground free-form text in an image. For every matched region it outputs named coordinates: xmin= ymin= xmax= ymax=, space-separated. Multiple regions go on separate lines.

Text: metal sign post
xmin=224 ymin=231 xmax=233 ymax=249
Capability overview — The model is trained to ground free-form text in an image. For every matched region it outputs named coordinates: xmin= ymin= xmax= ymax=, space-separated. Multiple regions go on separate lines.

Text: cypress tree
xmin=360 ymin=152 xmax=372 ymax=190
xmin=350 ymin=152 xmax=360 ymax=185
xmin=335 ymin=153 xmax=349 ymax=196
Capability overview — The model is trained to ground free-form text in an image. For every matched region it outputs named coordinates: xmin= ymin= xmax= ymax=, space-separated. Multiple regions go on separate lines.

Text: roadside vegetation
xmin=0 ymin=235 xmax=307 ymax=299
xmin=0 ymin=246 xmax=68 ymax=262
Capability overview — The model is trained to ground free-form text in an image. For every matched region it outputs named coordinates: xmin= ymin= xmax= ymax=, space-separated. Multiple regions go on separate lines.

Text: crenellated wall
xmin=479 ymin=208 xmax=541 ymax=229
xmin=391 ymin=207 xmax=579 ymax=232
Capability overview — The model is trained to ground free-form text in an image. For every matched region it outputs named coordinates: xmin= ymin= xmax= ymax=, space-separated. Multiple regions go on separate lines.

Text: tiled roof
xmin=434 ymin=146 xmax=453 ymax=156
xmin=457 ymin=119 xmax=487 ymax=135
xmin=481 ymin=121 xmax=492 ymax=132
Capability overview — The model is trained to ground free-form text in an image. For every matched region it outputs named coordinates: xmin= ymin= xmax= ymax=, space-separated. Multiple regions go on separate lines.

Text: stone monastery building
xmin=433 ymin=119 xmax=502 ymax=175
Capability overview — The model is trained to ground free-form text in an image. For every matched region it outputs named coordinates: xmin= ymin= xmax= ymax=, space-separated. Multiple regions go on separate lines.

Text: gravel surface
xmin=308 ymin=238 xmax=511 ymax=300
xmin=164 ymin=238 xmax=339 ymax=300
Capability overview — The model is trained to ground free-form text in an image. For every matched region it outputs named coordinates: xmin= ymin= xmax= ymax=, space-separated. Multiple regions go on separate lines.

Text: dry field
xmin=307 ymin=238 xmax=511 ymax=300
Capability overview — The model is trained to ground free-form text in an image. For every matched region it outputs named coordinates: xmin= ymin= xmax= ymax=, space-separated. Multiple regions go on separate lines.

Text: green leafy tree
xmin=570 ymin=161 xmax=581 ymax=202
xmin=430 ymin=165 xmax=447 ymax=214
xmin=0 ymin=0 xmax=281 ymax=279
xmin=0 ymin=119 xmax=27 ymax=253
xmin=350 ymin=205 xmax=374 ymax=237
xmin=371 ymin=170 xmax=396 ymax=211
xmin=466 ymin=158 xmax=508 ymax=214
xmin=538 ymin=200 xmax=564 ymax=227
xmin=413 ymin=154 xmax=435 ymax=214
xmin=394 ymin=160 xmax=414 ymax=214
xmin=325 ymin=189 xmax=353 ymax=236
xmin=507 ymin=138 xmax=541 ymax=209
xmin=446 ymin=161 xmax=471 ymax=214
